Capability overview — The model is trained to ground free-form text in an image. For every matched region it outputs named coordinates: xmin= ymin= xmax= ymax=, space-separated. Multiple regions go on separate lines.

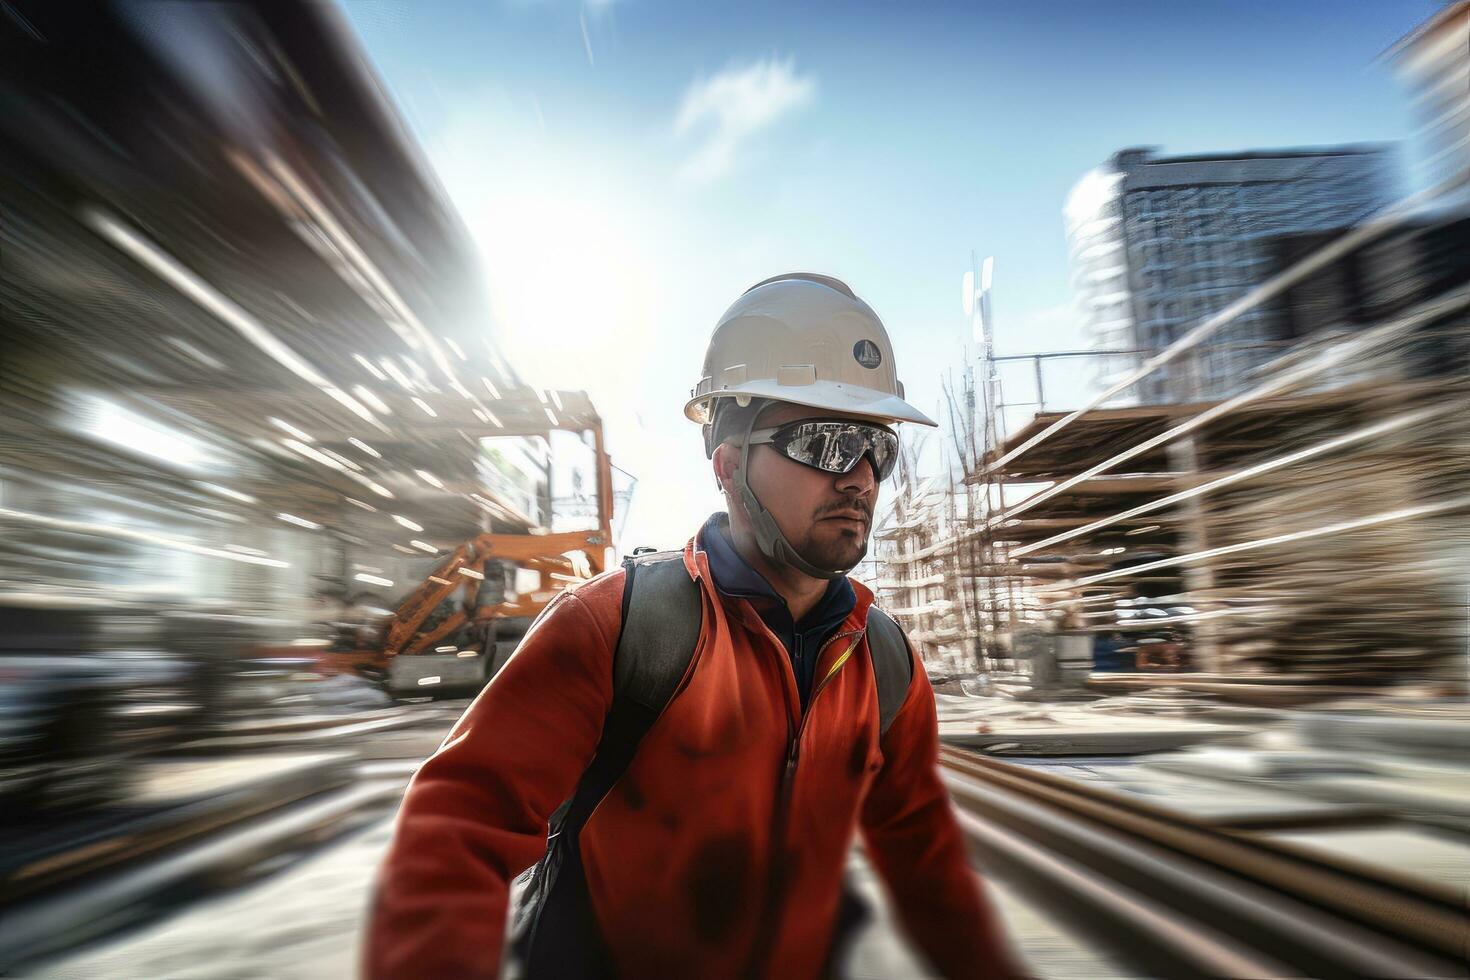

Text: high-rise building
xmin=1389 ymin=1 xmax=1469 ymax=189
xmin=1065 ymin=145 xmax=1398 ymax=401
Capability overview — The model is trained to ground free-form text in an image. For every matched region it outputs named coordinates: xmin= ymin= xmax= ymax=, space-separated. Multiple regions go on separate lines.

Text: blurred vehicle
xmin=1133 ymin=634 xmax=1192 ymax=672
xmin=0 ymin=602 xmax=195 ymax=819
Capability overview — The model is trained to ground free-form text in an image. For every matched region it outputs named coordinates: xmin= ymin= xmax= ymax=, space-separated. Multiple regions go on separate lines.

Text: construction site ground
xmin=16 ymin=692 xmax=1470 ymax=979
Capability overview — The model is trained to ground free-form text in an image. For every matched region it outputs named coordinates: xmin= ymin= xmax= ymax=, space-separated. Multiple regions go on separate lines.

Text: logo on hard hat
xmin=853 ymin=339 xmax=882 ymax=370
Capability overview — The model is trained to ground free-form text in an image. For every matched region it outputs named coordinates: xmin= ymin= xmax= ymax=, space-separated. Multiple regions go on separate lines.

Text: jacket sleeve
xmin=859 ymin=649 xmax=1025 ymax=980
xmin=363 ymin=586 xmax=619 ymax=979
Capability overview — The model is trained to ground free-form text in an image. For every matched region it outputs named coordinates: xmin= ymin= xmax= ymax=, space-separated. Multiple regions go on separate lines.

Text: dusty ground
xmin=32 ymin=697 xmax=1129 ymax=979
xmin=36 ymin=814 xmax=1126 ymax=979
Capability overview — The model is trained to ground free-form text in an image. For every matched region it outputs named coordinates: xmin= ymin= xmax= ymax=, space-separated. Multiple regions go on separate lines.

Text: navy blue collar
xmin=698 ymin=512 xmax=855 ymax=635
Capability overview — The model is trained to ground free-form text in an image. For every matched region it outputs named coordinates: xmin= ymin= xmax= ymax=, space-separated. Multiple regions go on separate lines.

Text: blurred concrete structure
xmin=1065 ymin=145 xmax=1397 ymax=402
xmin=958 ymin=173 xmax=1470 ymax=686
xmin=1388 ymin=1 xmax=1470 ymax=188
xmin=0 ymin=1 xmax=629 ymax=881
xmin=0 ymin=3 xmax=618 ymax=650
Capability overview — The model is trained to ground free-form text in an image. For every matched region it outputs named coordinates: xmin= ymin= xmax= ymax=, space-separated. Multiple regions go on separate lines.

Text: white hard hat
xmin=685 ymin=273 xmax=937 ymax=428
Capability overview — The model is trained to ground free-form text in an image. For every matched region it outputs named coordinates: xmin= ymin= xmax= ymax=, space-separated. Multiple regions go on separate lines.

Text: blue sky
xmin=342 ymin=0 xmax=1438 ymax=550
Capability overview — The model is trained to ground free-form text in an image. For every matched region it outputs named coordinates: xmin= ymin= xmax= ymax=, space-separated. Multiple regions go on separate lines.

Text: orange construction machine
xmin=302 ymin=417 xmax=620 ymax=696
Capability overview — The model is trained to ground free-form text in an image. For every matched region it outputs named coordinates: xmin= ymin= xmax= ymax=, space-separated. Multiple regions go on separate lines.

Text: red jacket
xmin=366 ymin=535 xmax=1017 ymax=978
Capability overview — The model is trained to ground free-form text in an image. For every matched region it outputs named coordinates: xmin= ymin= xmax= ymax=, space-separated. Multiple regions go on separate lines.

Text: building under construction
xmin=873 ymin=135 xmax=1470 ymax=698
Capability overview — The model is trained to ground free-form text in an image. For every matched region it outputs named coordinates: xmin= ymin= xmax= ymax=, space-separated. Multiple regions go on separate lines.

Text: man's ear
xmin=712 ymin=442 xmax=739 ymax=495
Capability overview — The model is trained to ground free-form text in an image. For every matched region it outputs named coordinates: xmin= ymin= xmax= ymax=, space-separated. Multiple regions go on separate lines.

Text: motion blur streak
xmin=83 ymin=208 xmax=339 ymax=392
xmin=0 ymin=508 xmax=290 ymax=568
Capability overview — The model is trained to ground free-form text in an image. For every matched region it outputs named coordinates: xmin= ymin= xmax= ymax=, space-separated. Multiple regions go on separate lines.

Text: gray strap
xmin=616 ymin=552 xmax=909 ymax=736
xmin=614 ymin=551 xmax=702 ymax=711
xmin=865 ymin=607 xmax=914 ymax=737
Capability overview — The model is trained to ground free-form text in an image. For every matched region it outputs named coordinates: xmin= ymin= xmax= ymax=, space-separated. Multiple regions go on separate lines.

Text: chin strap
xmin=733 ymin=407 xmax=850 ymax=581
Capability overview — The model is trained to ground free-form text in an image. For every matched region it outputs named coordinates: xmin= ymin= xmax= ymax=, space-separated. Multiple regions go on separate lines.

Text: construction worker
xmin=366 ymin=274 xmax=1022 ymax=979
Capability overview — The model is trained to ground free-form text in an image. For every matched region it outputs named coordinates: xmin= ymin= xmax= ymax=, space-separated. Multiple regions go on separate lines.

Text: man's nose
xmin=836 ymin=455 xmax=876 ymax=496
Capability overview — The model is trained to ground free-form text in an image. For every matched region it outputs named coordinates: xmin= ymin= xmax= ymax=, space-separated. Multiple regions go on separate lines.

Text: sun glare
xmin=470 ymin=192 xmax=655 ymax=394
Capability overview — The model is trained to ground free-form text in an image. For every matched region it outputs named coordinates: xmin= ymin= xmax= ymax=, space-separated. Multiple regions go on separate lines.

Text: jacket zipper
xmin=791 ymin=632 xmax=804 ymax=704
xmin=781 ymin=628 xmax=861 ymax=787
xmin=751 ymin=625 xmax=865 ymax=977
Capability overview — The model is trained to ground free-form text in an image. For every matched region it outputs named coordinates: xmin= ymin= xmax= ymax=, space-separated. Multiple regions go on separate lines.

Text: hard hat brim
xmin=685 ymin=380 xmax=937 ymax=428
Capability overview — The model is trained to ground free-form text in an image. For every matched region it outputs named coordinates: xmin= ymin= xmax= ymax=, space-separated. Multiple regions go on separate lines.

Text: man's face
xmin=722 ymin=401 xmax=884 ymax=573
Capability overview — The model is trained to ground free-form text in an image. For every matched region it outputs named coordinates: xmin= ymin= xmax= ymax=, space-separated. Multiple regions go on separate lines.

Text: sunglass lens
xmin=773 ymin=421 xmax=898 ymax=478
xmin=835 ymin=429 xmax=867 ymax=469
xmin=871 ymin=431 xmax=898 ymax=479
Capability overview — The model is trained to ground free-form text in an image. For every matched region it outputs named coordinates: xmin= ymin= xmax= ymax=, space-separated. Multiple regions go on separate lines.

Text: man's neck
xmin=724 ymin=517 xmax=829 ymax=623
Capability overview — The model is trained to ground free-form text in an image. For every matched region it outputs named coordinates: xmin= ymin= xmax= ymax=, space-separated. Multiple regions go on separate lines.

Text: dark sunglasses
xmin=747 ymin=419 xmax=899 ymax=481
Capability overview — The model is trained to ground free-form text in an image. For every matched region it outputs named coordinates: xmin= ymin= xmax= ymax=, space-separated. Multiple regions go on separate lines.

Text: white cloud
xmin=674 ymin=57 xmax=816 ymax=184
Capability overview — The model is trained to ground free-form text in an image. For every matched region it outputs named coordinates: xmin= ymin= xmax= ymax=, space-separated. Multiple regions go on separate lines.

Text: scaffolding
xmin=874 ymin=179 xmax=1470 ymax=696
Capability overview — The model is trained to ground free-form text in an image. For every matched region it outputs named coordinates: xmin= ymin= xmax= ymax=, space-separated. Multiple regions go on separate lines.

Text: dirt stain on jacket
xmin=688 ymin=834 xmax=755 ymax=943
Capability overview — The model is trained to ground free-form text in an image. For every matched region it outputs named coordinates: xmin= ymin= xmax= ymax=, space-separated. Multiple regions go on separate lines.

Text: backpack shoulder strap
xmin=865 ymin=606 xmax=914 ymax=737
xmin=614 ymin=550 xmax=703 ymax=711
xmin=555 ymin=551 xmax=702 ymax=828
xmin=513 ymin=551 xmax=702 ymax=972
